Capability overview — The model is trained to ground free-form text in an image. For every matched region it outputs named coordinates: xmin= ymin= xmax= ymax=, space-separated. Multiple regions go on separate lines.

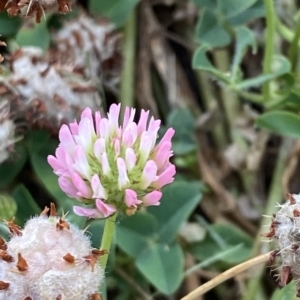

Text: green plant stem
xmin=99 ymin=213 xmax=117 ymax=270
xmin=262 ymin=0 xmax=276 ymax=102
xmin=242 ymin=138 xmax=294 ymax=300
xmin=288 ymin=18 xmax=300 ymax=72
xmin=120 ymin=10 xmax=137 ymax=115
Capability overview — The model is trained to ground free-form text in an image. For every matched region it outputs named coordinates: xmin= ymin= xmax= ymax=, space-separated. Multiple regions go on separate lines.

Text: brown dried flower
xmin=0 ymin=0 xmax=72 ymax=23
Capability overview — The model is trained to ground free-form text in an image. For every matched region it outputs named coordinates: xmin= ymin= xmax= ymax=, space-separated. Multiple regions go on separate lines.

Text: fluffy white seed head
xmin=0 ymin=208 xmax=103 ymax=300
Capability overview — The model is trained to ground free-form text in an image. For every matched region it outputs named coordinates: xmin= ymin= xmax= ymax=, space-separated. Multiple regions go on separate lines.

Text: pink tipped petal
xmin=124 ymin=189 xmax=142 ymax=207
xmin=55 ymin=147 xmax=74 ymax=174
xmin=81 ymin=107 xmax=93 ymax=119
xmin=117 ymin=157 xmax=130 ymax=190
xmin=122 ymin=106 xmax=130 ymax=129
xmin=139 ymin=160 xmax=158 ymax=189
xmin=139 ymin=132 xmax=153 ymax=166
xmin=156 ymin=128 xmax=175 ymax=150
xmin=95 ymin=199 xmax=116 ymax=217
xmin=77 ymin=117 xmax=95 ymax=151
xmin=73 ymin=206 xmax=104 ymax=218
xmin=114 ymin=139 xmax=120 ymax=157
xmin=101 ymin=153 xmax=111 ymax=176
xmin=59 ymin=124 xmax=76 ymax=155
xmin=47 ymin=155 xmax=62 ymax=173
xmin=122 ymin=122 xmax=137 ymax=147
xmin=100 ymin=118 xmax=109 ymax=140
xmin=152 ymin=164 xmax=176 ymax=189
xmin=95 ymin=111 xmax=102 ymax=136
xmin=91 ymin=174 xmax=107 ymax=200
xmin=69 ymin=121 xmax=78 ymax=135
xmin=58 ymin=176 xmax=78 ymax=198
xmin=123 ymin=107 xmax=136 ymax=130
xmin=125 ymin=148 xmax=136 ymax=171
xmin=94 ymin=138 xmax=106 ymax=162
xmin=142 ymin=191 xmax=162 ymax=207
xmin=153 ymin=141 xmax=172 ymax=168
xmin=72 ymin=145 xmax=91 ymax=180
xmin=108 ymin=103 xmax=121 ymax=132
xmin=137 ymin=109 xmax=149 ymax=135
xmin=72 ymin=173 xmax=92 ymax=198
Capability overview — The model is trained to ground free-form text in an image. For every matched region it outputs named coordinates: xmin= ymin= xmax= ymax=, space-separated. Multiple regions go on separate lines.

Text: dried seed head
xmin=0 ymin=0 xmax=72 ymax=23
xmin=264 ymin=193 xmax=300 ymax=297
xmin=0 ymin=205 xmax=103 ymax=299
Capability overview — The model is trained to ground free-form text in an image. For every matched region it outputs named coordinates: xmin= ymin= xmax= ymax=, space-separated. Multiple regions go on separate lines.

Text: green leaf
xmin=235 ymin=56 xmax=290 ymax=89
xmin=192 ymin=0 xmax=218 ymax=10
xmin=12 ymin=184 xmax=41 ymax=225
xmin=256 ymin=111 xmax=300 ymax=139
xmin=0 ymin=194 xmax=17 ymax=220
xmin=116 ymin=213 xmax=158 ymax=257
xmin=148 ymin=181 xmax=202 ymax=244
xmin=231 ymin=27 xmax=257 ymax=83
xmin=227 ymin=1 xmax=265 ymax=26
xmin=0 ymin=12 xmax=22 ymax=37
xmin=270 ymin=282 xmax=296 ymax=300
xmin=136 ymin=242 xmax=184 ymax=294
xmin=195 ymin=9 xmax=231 ymax=47
xmin=192 ymin=45 xmax=230 ymax=83
xmin=26 ymin=131 xmax=76 ymax=213
xmin=0 ymin=144 xmax=27 ymax=188
xmin=166 ymin=108 xmax=196 ymax=155
xmin=190 ymin=223 xmax=252 ymax=264
xmin=16 ymin=19 xmax=50 ymax=51
xmin=89 ymin=0 xmax=140 ymax=28
xmin=220 ymin=0 xmax=258 ymax=18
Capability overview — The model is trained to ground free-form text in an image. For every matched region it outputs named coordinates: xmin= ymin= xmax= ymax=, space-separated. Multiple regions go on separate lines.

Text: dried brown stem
xmin=180 ymin=252 xmax=271 ymax=300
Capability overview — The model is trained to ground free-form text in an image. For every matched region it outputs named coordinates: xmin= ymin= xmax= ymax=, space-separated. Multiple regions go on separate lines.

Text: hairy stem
xmin=120 ymin=10 xmax=137 ymax=115
xmin=99 ymin=213 xmax=117 ymax=270
xmin=262 ymin=0 xmax=276 ymax=102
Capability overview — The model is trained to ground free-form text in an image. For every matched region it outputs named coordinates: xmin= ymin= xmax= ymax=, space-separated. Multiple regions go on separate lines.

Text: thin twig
xmin=180 ymin=252 xmax=271 ymax=300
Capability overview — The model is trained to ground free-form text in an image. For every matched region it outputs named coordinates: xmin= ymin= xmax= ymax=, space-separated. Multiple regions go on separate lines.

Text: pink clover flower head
xmin=48 ymin=104 xmax=176 ymax=218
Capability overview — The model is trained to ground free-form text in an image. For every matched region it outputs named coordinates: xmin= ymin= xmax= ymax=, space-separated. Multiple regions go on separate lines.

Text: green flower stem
xmin=120 ymin=10 xmax=137 ymax=117
xmin=241 ymin=138 xmax=294 ymax=300
xmin=99 ymin=213 xmax=117 ymax=270
xmin=262 ymin=0 xmax=276 ymax=102
xmin=288 ymin=18 xmax=300 ymax=72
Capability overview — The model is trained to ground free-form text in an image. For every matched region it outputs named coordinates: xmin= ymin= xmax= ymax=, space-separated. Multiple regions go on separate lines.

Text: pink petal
xmin=77 ymin=117 xmax=95 ymax=151
xmin=94 ymin=138 xmax=106 ymax=162
xmin=95 ymin=111 xmax=102 ymax=136
xmin=139 ymin=160 xmax=158 ymax=189
xmin=95 ymin=199 xmax=116 ymax=217
xmin=107 ymin=103 xmax=121 ymax=132
xmin=137 ymin=109 xmax=149 ymax=135
xmin=114 ymin=139 xmax=121 ymax=157
xmin=142 ymin=191 xmax=162 ymax=207
xmin=47 ymin=155 xmax=62 ymax=174
xmin=81 ymin=107 xmax=93 ymax=119
xmin=151 ymin=164 xmax=176 ymax=189
xmin=100 ymin=118 xmax=110 ymax=140
xmin=124 ymin=189 xmax=142 ymax=207
xmin=55 ymin=147 xmax=74 ymax=174
xmin=153 ymin=141 xmax=172 ymax=169
xmin=101 ymin=152 xmax=111 ymax=176
xmin=122 ymin=122 xmax=137 ymax=147
xmin=71 ymin=173 xmax=92 ymax=198
xmin=91 ymin=174 xmax=107 ymax=200
xmin=117 ymin=157 xmax=130 ymax=190
xmin=125 ymin=148 xmax=136 ymax=171
xmin=58 ymin=176 xmax=78 ymax=198
xmin=139 ymin=132 xmax=154 ymax=166
xmin=73 ymin=206 xmax=104 ymax=219
xmin=122 ymin=106 xmax=130 ymax=129
xmin=72 ymin=145 xmax=91 ymax=180
xmin=155 ymin=128 xmax=175 ymax=151
xmin=69 ymin=121 xmax=78 ymax=135
xmin=59 ymin=124 xmax=76 ymax=155
xmin=123 ymin=107 xmax=136 ymax=130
